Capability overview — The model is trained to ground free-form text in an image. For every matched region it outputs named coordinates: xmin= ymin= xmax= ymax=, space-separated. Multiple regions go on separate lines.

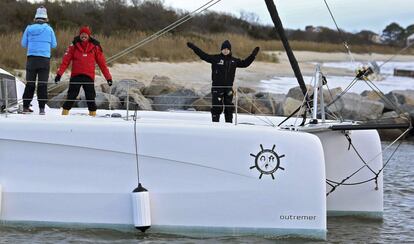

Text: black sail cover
xmin=264 ymin=0 xmax=309 ymax=101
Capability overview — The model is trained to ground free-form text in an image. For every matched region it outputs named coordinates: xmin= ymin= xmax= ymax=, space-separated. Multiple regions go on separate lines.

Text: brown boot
xmin=89 ymin=111 xmax=96 ymax=117
xmin=62 ymin=109 xmax=69 ymax=115
xmin=23 ymin=107 xmax=34 ymax=114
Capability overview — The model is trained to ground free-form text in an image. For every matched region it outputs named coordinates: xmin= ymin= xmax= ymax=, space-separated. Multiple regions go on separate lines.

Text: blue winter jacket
xmin=21 ymin=23 xmax=57 ymax=58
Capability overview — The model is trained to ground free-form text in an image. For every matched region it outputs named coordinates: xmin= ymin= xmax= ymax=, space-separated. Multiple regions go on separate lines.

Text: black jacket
xmin=190 ymin=45 xmax=257 ymax=87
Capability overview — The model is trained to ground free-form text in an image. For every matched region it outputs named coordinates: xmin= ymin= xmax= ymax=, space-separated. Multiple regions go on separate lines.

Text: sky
xmin=162 ymin=0 xmax=414 ymax=33
xmin=29 ymin=0 xmax=413 ymax=33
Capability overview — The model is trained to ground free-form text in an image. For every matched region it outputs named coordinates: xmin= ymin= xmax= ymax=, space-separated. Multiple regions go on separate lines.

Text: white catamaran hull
xmin=0 ymin=114 xmax=328 ymax=238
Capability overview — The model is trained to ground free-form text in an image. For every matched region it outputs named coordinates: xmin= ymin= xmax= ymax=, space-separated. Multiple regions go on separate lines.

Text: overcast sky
xmin=162 ymin=0 xmax=413 ymax=33
xmin=30 ymin=0 xmax=413 ymax=33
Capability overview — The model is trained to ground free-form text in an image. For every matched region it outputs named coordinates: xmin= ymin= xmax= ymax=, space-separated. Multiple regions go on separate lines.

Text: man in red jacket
xmin=55 ymin=26 xmax=112 ymax=116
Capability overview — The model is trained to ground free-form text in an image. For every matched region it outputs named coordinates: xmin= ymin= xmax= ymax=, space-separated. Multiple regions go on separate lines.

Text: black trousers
xmin=211 ymin=87 xmax=234 ymax=123
xmin=62 ymin=75 xmax=97 ymax=111
xmin=23 ymin=56 xmax=50 ymax=109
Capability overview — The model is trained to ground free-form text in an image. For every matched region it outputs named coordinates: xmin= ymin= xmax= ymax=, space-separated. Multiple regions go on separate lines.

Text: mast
xmin=264 ymin=0 xmax=308 ymax=99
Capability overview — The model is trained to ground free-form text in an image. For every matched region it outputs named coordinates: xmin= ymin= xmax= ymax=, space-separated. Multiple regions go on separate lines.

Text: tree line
xmin=0 ymin=0 xmax=411 ymax=47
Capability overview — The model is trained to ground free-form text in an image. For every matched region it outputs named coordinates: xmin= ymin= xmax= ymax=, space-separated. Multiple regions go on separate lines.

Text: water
xmin=260 ymin=61 xmax=414 ymax=94
xmin=0 ymin=142 xmax=413 ymax=243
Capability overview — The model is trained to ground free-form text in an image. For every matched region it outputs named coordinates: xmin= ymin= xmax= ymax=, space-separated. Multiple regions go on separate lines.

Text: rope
xmin=106 ymin=0 xmax=222 ymax=64
xmin=322 ymin=0 xmax=356 ymax=64
xmin=378 ymin=41 xmax=414 ymax=70
xmin=326 ymin=127 xmax=411 ymax=195
xmin=363 ymin=77 xmax=411 ymax=118
xmin=133 ymin=108 xmax=141 ymax=184
xmin=236 ymin=88 xmax=276 ymax=127
xmin=324 ymin=82 xmax=343 ymax=121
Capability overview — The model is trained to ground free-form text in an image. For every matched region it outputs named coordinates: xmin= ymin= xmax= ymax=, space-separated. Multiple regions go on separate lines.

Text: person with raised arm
xmin=187 ymin=40 xmax=259 ymax=123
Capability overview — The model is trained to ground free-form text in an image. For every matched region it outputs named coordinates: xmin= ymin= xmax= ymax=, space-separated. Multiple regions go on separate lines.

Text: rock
xmin=323 ymin=87 xmax=343 ymax=104
xmin=383 ymin=90 xmax=414 ymax=111
xmin=126 ymin=90 xmax=153 ymax=110
xmin=110 ymin=80 xmax=152 ymax=110
xmin=76 ymin=90 xmax=121 ymax=109
xmin=287 ymin=85 xmax=343 ymax=106
xmin=94 ymin=84 xmax=103 ymax=93
xmin=142 ymin=75 xmax=182 ymax=97
xmin=286 ymin=85 xmax=312 ymax=101
xmin=95 ymin=92 xmax=121 ymax=109
xmin=47 ymin=91 xmax=67 ymax=108
xmin=272 ymin=94 xmax=286 ymax=116
xmin=152 ymin=89 xmax=199 ymax=111
xmin=100 ymin=83 xmax=110 ymax=94
xmin=253 ymin=92 xmax=286 ymax=115
xmin=283 ymin=97 xmax=304 ymax=116
xmin=361 ymin=90 xmax=381 ymax=101
xmin=237 ymin=86 xmax=257 ymax=94
xmin=111 ymin=79 xmax=145 ymax=97
xmin=48 ymin=88 xmax=126 ymax=110
xmin=331 ymin=93 xmax=384 ymax=120
xmin=400 ymin=104 xmax=414 ymax=114
xmin=191 ymin=98 xmax=211 ymax=112
xmin=237 ymin=93 xmax=255 ymax=114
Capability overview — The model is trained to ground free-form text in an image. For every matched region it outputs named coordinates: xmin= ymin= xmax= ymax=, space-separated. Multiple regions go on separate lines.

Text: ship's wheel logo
xmin=250 ymin=144 xmax=285 ymax=180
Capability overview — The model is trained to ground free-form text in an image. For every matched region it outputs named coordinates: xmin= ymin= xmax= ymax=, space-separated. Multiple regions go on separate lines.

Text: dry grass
xmin=1 ymin=29 xmax=412 ymax=72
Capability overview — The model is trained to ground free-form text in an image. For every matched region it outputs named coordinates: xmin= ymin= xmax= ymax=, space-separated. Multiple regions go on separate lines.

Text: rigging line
xmin=363 ymin=77 xmax=412 ymax=120
xmin=107 ymin=0 xmax=219 ymax=62
xmin=324 ymin=111 xmax=339 ymax=120
xmin=345 ymin=133 xmax=377 ymax=175
xmin=377 ymin=139 xmax=404 ymax=174
xmin=378 ymin=41 xmax=414 ymax=69
xmin=133 ymin=108 xmax=140 ymax=184
xmin=106 ymin=1 xmax=220 ymax=63
xmin=330 ymin=127 xmax=411 ymax=192
xmin=326 ymin=176 xmax=376 ymax=186
xmin=277 ymin=89 xmax=312 ymax=127
xmin=236 ymin=105 xmax=275 ymax=127
xmin=325 ymin=82 xmax=343 ymax=121
xmin=294 ymin=79 xmax=313 ymax=127
xmin=236 ymin=88 xmax=276 ymax=127
xmin=327 ymin=128 xmax=410 ymax=195
xmin=326 ymin=136 xmax=404 ymax=187
xmin=106 ymin=0 xmax=222 ymax=64
xmin=324 ymin=76 xmax=359 ymax=109
xmin=322 ymin=0 xmax=355 ymax=63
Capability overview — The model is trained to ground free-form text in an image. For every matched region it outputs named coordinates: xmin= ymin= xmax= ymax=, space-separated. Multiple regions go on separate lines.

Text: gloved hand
xmin=107 ymin=79 xmax=113 ymax=86
xmin=252 ymin=47 xmax=260 ymax=56
xmin=187 ymin=42 xmax=196 ymax=49
xmin=54 ymin=74 xmax=61 ymax=84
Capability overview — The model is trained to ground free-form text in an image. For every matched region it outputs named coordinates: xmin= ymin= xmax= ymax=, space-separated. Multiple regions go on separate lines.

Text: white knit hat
xmin=35 ymin=6 xmax=48 ymax=19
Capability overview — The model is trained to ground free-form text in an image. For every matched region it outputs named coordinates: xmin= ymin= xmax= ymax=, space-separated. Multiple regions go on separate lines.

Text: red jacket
xmin=57 ymin=37 xmax=112 ymax=81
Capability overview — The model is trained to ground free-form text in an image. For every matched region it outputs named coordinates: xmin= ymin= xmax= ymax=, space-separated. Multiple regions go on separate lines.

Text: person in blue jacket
xmin=21 ymin=6 xmax=57 ymax=115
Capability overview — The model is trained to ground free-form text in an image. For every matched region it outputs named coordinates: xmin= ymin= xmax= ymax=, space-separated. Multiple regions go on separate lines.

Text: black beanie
xmin=221 ymin=40 xmax=231 ymax=51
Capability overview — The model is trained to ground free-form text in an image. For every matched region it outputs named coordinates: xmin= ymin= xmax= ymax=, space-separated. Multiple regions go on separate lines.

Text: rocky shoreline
xmin=47 ymin=74 xmax=414 ymax=140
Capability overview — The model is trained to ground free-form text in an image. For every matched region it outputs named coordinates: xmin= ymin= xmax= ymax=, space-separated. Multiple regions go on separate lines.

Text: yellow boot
xmin=62 ymin=109 xmax=69 ymax=115
xmin=89 ymin=111 xmax=96 ymax=117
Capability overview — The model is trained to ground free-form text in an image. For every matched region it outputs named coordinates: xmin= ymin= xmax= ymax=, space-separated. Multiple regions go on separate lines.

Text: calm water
xmin=1 ymin=142 xmax=413 ymax=244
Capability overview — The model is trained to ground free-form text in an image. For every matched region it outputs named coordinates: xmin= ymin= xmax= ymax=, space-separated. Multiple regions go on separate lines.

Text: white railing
xmin=1 ymin=78 xmax=282 ymax=125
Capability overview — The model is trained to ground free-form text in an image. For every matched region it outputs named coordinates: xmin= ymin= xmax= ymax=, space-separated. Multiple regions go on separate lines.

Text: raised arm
xmin=237 ymin=47 xmax=260 ymax=68
xmin=187 ymin=42 xmax=215 ymax=63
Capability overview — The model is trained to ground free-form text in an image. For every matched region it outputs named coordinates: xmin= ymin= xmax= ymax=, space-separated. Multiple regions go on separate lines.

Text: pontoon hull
xmin=0 ymin=114 xmax=327 ymax=239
